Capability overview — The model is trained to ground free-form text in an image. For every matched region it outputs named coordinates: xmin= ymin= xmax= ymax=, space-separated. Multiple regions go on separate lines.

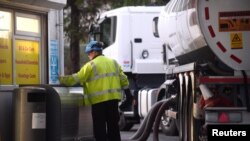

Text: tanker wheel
xmin=119 ymin=112 xmax=134 ymax=131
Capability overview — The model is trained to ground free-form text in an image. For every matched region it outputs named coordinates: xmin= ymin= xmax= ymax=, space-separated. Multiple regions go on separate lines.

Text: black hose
xmin=153 ymin=97 xmax=176 ymax=141
xmin=136 ymin=101 xmax=163 ymax=141
xmin=124 ymin=100 xmax=166 ymax=141
xmin=129 ymin=100 xmax=164 ymax=140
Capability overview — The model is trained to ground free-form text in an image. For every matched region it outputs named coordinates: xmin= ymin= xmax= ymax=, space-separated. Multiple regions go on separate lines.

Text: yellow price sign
xmin=15 ymin=40 xmax=40 ymax=84
xmin=0 ymin=34 xmax=12 ymax=84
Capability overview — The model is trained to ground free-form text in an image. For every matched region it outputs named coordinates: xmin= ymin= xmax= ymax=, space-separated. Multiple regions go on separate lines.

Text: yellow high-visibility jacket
xmin=59 ymin=55 xmax=129 ymax=105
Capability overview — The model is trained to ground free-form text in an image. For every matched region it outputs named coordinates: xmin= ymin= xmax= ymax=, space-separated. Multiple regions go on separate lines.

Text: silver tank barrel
xmin=158 ymin=0 xmax=250 ymax=70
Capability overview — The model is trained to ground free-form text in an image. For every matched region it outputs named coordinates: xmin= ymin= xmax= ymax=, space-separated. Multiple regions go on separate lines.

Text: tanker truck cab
xmin=92 ymin=6 xmax=165 ymax=77
xmin=89 ymin=6 xmax=165 ymax=131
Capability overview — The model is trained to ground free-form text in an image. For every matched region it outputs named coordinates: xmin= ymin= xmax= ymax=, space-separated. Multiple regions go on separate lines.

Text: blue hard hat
xmin=85 ymin=40 xmax=103 ymax=53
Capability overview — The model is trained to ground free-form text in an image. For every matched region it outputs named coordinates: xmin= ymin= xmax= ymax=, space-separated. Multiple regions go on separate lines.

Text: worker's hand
xmin=58 ymin=75 xmax=64 ymax=83
xmin=57 ymin=75 xmax=76 ymax=86
xmin=119 ymin=88 xmax=135 ymax=111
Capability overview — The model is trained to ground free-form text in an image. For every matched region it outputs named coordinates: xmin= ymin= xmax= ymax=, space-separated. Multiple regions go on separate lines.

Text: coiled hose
xmin=153 ymin=97 xmax=176 ymax=141
xmin=122 ymin=96 xmax=176 ymax=141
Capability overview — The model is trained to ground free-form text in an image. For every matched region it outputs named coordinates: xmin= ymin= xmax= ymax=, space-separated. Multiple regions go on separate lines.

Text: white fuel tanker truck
xmin=150 ymin=0 xmax=250 ymax=140
xmin=90 ymin=1 xmax=250 ymax=139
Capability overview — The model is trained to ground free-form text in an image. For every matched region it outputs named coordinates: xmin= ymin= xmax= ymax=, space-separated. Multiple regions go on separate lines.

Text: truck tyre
xmin=119 ymin=112 xmax=134 ymax=131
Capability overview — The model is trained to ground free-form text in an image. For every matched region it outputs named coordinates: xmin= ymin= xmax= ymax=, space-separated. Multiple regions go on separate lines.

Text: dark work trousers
xmin=91 ymin=100 xmax=121 ymax=141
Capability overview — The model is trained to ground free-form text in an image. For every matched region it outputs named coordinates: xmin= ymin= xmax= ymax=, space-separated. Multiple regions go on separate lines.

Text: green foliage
xmin=64 ymin=0 xmax=108 ymax=73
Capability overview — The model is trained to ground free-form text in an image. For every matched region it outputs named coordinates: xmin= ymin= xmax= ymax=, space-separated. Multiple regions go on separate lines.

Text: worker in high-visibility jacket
xmin=59 ymin=40 xmax=129 ymax=141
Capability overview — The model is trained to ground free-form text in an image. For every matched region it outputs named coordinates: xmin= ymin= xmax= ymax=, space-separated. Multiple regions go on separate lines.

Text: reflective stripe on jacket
xmin=59 ymin=55 xmax=129 ymax=105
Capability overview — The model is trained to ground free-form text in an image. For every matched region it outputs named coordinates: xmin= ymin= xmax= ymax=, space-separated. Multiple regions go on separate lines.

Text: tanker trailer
xmin=152 ymin=0 xmax=250 ymax=140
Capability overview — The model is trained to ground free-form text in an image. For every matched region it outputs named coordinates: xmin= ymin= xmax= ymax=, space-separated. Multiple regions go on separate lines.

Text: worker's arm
xmin=116 ymin=62 xmax=134 ymax=110
xmin=58 ymin=74 xmax=79 ymax=86
xmin=59 ymin=62 xmax=92 ymax=86
xmin=117 ymin=64 xmax=129 ymax=89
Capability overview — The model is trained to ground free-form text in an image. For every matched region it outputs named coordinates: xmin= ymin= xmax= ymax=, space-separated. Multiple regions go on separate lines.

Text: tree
xmin=64 ymin=0 xmax=110 ymax=73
